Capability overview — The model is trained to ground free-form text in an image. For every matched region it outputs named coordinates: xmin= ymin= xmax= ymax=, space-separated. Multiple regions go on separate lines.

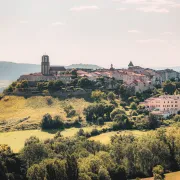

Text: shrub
xmin=173 ymin=115 xmax=180 ymax=122
xmin=107 ymin=92 xmax=116 ymax=102
xmin=153 ymin=165 xmax=165 ymax=180
xmin=91 ymin=90 xmax=105 ymax=102
xmin=110 ymin=108 xmax=126 ymax=120
xmin=97 ymin=117 xmax=104 ymax=125
xmin=41 ymin=114 xmax=64 ymax=130
xmin=131 ymin=110 xmax=138 ymax=116
xmin=90 ymin=129 xmax=100 ymax=136
xmin=130 ymin=102 xmax=137 ymax=110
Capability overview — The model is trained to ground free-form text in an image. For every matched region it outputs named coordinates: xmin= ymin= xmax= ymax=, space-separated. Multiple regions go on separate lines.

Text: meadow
xmin=142 ymin=171 xmax=180 ymax=180
xmin=0 ymin=96 xmax=91 ymax=131
xmin=0 ymin=126 xmax=148 ymax=153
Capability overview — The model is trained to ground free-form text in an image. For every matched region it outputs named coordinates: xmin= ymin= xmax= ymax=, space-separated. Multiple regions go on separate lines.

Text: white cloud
xmin=114 ymin=0 xmax=180 ymax=13
xmin=20 ymin=21 xmax=28 ymax=24
xmin=128 ymin=29 xmax=141 ymax=33
xmin=70 ymin=5 xmax=99 ymax=12
xmin=137 ymin=6 xmax=169 ymax=13
xmin=137 ymin=39 xmax=166 ymax=43
xmin=161 ymin=32 xmax=173 ymax=35
xmin=52 ymin=22 xmax=64 ymax=26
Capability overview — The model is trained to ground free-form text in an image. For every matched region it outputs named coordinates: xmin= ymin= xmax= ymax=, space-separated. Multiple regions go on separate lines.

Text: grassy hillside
xmin=0 ymin=124 xmax=112 ymax=152
xmin=142 ymin=171 xmax=180 ymax=180
xmin=89 ymin=130 xmax=148 ymax=144
xmin=0 ymin=96 xmax=91 ymax=131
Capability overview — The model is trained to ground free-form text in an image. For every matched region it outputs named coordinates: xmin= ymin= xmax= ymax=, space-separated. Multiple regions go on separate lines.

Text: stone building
xmin=18 ymin=55 xmax=71 ymax=83
xmin=41 ymin=55 xmax=66 ymax=75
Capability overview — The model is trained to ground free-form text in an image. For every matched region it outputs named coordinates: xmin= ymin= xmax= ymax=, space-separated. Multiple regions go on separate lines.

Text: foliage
xmin=130 ymin=102 xmax=137 ymax=110
xmin=107 ymin=92 xmax=116 ymax=102
xmin=91 ymin=90 xmax=105 ymax=102
xmin=78 ymin=77 xmax=92 ymax=88
xmin=110 ymin=108 xmax=126 ymax=120
xmin=163 ymin=81 xmax=176 ymax=95
xmin=84 ymin=103 xmax=115 ymax=123
xmin=153 ymin=165 xmax=165 ymax=180
xmin=41 ymin=114 xmax=64 ymax=130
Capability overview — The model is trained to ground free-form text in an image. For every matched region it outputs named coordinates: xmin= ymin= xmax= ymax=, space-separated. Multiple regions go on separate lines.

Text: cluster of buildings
xmin=17 ymin=55 xmax=180 ymax=116
xmin=140 ymin=95 xmax=180 ymax=117
xmin=19 ymin=55 xmax=180 ymax=94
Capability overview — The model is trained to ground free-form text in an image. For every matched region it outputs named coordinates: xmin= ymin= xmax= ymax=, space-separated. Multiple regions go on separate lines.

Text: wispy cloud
xmin=128 ymin=29 xmax=141 ymax=33
xmin=114 ymin=0 xmax=180 ymax=13
xmin=70 ymin=5 xmax=100 ymax=12
xmin=52 ymin=22 xmax=64 ymax=26
xmin=137 ymin=6 xmax=169 ymax=13
xmin=137 ymin=39 xmax=166 ymax=43
xmin=161 ymin=32 xmax=173 ymax=35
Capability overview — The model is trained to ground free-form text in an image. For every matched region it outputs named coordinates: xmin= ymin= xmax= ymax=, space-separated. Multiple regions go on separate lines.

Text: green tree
xmin=163 ymin=81 xmax=176 ymax=95
xmin=66 ymin=155 xmax=79 ymax=180
xmin=78 ymin=77 xmax=92 ymax=88
xmin=130 ymin=102 xmax=137 ymax=110
xmin=110 ymin=108 xmax=126 ymax=120
xmin=98 ymin=167 xmax=111 ymax=180
xmin=153 ymin=165 xmax=165 ymax=180
xmin=91 ymin=90 xmax=105 ymax=102
xmin=107 ymin=92 xmax=116 ymax=102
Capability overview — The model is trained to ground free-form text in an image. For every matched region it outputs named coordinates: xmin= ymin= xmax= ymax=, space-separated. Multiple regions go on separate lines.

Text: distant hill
xmin=66 ymin=63 xmax=103 ymax=70
xmin=0 ymin=61 xmax=103 ymax=81
xmin=0 ymin=61 xmax=40 ymax=80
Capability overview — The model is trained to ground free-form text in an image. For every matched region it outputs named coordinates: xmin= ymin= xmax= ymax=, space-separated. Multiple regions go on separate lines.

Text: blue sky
xmin=0 ymin=0 xmax=179 ymax=68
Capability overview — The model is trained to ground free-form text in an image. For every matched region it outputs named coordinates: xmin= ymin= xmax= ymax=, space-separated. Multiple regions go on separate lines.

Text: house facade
xmin=140 ymin=95 xmax=180 ymax=116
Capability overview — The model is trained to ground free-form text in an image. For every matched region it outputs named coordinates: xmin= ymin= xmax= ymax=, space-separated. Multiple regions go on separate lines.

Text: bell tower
xmin=41 ymin=55 xmax=50 ymax=75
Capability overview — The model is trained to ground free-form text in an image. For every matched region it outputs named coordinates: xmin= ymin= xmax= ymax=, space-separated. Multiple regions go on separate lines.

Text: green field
xmin=0 ymin=124 xmax=112 ymax=152
xmin=89 ymin=130 xmax=149 ymax=144
xmin=0 ymin=96 xmax=91 ymax=131
xmin=142 ymin=171 xmax=180 ymax=180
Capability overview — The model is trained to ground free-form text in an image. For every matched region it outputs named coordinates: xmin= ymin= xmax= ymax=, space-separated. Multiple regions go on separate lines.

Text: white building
xmin=141 ymin=95 xmax=180 ymax=116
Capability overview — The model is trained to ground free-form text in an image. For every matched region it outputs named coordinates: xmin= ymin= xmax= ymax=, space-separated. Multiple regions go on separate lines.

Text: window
xmin=175 ymin=105 xmax=178 ymax=107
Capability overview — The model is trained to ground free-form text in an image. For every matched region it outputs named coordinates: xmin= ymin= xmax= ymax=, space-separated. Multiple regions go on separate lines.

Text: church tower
xmin=41 ymin=55 xmax=50 ymax=75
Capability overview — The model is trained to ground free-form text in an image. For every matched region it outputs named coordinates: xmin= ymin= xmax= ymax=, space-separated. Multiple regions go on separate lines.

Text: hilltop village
xmin=2 ymin=56 xmax=180 ymax=180
xmin=3 ymin=55 xmax=180 ymax=118
xmin=18 ymin=55 xmax=180 ymax=93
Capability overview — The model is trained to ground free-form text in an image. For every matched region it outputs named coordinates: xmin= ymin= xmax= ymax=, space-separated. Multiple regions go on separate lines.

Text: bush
xmin=173 ymin=115 xmax=180 ymax=122
xmin=110 ymin=108 xmax=126 ymax=120
xmin=131 ymin=110 xmax=138 ymax=116
xmin=91 ymin=90 xmax=105 ymax=102
xmin=41 ymin=114 xmax=64 ymax=130
xmin=97 ymin=117 xmax=104 ymax=125
xmin=153 ymin=165 xmax=165 ymax=180
xmin=107 ymin=92 xmax=116 ymax=102
xmin=90 ymin=129 xmax=100 ymax=136
xmin=130 ymin=102 xmax=137 ymax=110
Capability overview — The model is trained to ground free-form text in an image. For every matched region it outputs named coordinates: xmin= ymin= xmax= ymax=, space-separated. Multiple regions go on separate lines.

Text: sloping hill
xmin=0 ymin=96 xmax=91 ymax=131
xmin=66 ymin=63 xmax=102 ymax=70
xmin=0 ymin=61 xmax=103 ymax=81
xmin=0 ymin=61 xmax=40 ymax=80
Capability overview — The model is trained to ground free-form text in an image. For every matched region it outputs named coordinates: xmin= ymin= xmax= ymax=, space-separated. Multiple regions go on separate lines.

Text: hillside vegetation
xmin=0 ymin=96 xmax=91 ymax=131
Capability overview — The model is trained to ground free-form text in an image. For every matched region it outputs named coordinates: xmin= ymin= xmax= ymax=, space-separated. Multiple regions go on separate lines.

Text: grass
xmin=0 ymin=96 xmax=91 ymax=131
xmin=89 ymin=130 xmax=149 ymax=144
xmin=0 ymin=123 xmax=112 ymax=153
xmin=142 ymin=171 xmax=180 ymax=180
